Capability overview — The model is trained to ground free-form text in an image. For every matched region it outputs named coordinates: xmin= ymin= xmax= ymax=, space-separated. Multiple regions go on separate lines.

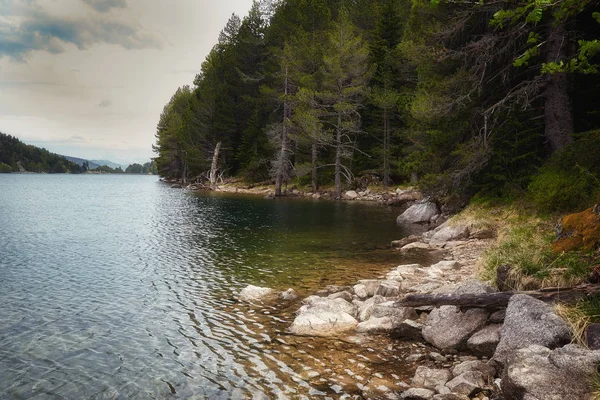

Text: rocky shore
xmin=238 ymin=201 xmax=600 ymax=399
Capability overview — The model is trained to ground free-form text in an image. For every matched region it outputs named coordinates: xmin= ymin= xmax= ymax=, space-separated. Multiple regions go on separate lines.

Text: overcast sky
xmin=0 ymin=0 xmax=254 ymax=165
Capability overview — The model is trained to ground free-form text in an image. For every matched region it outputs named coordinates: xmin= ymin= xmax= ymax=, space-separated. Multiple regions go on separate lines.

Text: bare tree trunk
xmin=275 ymin=64 xmax=290 ymax=197
xmin=383 ymin=107 xmax=390 ymax=189
xmin=544 ymin=20 xmax=573 ymax=152
xmin=335 ymin=112 xmax=342 ymax=199
xmin=311 ymin=140 xmax=318 ymax=192
xmin=181 ymin=159 xmax=187 ymax=184
xmin=209 ymin=141 xmax=221 ymax=187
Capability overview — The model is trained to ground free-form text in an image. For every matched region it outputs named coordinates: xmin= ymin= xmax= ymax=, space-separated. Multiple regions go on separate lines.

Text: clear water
xmin=0 ymin=174 xmax=426 ymax=399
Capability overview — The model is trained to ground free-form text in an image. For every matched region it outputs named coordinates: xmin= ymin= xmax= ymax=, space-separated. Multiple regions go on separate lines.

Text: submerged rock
xmin=289 ymin=309 xmax=358 ymax=336
xmin=280 ymin=288 xmax=299 ymax=301
xmin=238 ymin=285 xmax=276 ymax=301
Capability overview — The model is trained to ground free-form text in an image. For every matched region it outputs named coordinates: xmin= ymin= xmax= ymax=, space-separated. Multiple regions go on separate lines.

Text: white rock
xmin=280 ymin=288 xmax=298 ymax=301
xmin=344 ymin=190 xmax=358 ymax=199
xmin=289 ymin=310 xmax=358 ymax=336
xmin=397 ymin=201 xmax=440 ymax=225
xmin=238 ymin=285 xmax=276 ymax=301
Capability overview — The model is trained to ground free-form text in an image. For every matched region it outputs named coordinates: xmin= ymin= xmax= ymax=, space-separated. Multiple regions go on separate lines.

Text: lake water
xmin=0 ymin=174 xmax=427 ymax=399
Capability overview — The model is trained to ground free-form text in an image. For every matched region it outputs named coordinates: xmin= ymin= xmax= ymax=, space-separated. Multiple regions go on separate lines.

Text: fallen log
xmin=397 ymin=284 xmax=600 ymax=309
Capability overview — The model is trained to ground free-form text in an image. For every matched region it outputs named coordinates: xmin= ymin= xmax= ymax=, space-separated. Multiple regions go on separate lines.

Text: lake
xmin=0 ymin=174 xmax=426 ymax=399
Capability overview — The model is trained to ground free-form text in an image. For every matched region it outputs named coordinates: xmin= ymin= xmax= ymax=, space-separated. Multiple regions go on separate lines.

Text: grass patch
xmin=591 ymin=373 xmax=600 ymax=400
xmin=470 ymin=199 xmax=596 ymax=290
xmin=556 ymin=295 xmax=600 ymax=347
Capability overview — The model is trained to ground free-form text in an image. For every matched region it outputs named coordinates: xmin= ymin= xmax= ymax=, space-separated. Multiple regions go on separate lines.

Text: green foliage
xmin=528 ymin=165 xmax=599 ymax=213
xmin=0 ymin=162 xmax=12 ymax=173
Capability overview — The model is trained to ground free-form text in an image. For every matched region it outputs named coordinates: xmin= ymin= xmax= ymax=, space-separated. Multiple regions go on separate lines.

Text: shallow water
xmin=0 ymin=174 xmax=430 ymax=399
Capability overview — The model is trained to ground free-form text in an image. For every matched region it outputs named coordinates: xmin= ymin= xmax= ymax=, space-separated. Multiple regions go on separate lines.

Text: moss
xmin=553 ymin=206 xmax=600 ymax=253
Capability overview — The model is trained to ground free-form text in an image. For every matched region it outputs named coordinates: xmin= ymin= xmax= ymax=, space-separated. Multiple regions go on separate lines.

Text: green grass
xmin=556 ymin=295 xmax=600 ymax=347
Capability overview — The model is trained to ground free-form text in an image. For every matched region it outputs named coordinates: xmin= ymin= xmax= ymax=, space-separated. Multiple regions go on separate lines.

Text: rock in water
xmin=280 ymin=288 xmax=298 ymax=301
xmin=502 ymin=344 xmax=600 ymax=400
xmin=397 ymin=201 xmax=439 ymax=225
xmin=238 ymin=285 xmax=276 ymax=301
xmin=493 ymin=294 xmax=571 ymax=364
xmin=289 ymin=310 xmax=358 ymax=336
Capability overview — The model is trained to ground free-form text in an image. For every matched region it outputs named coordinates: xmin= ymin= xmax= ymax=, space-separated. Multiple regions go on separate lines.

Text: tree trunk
xmin=334 ymin=112 xmax=342 ymax=199
xmin=544 ymin=20 xmax=573 ymax=152
xmin=383 ymin=107 xmax=390 ymax=189
xmin=396 ymin=284 xmax=600 ymax=309
xmin=275 ymin=64 xmax=290 ymax=197
xmin=209 ymin=141 xmax=221 ymax=188
xmin=311 ymin=140 xmax=318 ymax=192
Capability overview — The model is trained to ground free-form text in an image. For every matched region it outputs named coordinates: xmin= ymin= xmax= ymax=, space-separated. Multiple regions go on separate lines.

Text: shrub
xmin=528 ymin=165 xmax=599 ymax=213
xmin=0 ymin=162 xmax=12 ymax=173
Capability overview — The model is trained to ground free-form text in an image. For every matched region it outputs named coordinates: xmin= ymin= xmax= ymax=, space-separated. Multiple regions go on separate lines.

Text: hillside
xmin=0 ymin=132 xmax=85 ymax=174
xmin=63 ymin=156 xmax=101 ymax=169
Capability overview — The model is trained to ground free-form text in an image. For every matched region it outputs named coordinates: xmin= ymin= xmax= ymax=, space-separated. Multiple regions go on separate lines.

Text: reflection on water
xmin=0 ymin=174 xmax=427 ymax=399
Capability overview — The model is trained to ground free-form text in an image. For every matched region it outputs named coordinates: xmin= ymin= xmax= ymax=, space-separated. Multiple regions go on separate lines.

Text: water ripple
xmin=0 ymin=174 xmax=427 ymax=399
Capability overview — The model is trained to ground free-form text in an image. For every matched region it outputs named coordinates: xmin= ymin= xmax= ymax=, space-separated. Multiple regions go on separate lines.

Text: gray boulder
xmin=280 ymin=288 xmax=299 ymax=301
xmin=411 ymin=366 xmax=453 ymax=390
xmin=398 ymin=242 xmax=432 ymax=255
xmin=376 ymin=280 xmax=403 ymax=297
xmin=327 ymin=290 xmax=353 ymax=302
xmin=343 ymin=190 xmax=358 ymax=200
xmin=353 ymin=283 xmax=369 ymax=299
xmin=452 ymin=360 xmax=496 ymax=381
xmin=430 ymin=224 xmax=470 ymax=243
xmin=371 ymin=302 xmax=418 ymax=321
xmin=493 ymin=294 xmax=571 ymax=364
xmin=397 ymin=201 xmax=440 ymax=225
xmin=445 ymin=371 xmax=485 ymax=396
xmin=391 ymin=319 xmax=424 ymax=341
xmin=289 ymin=309 xmax=358 ymax=336
xmin=432 ymin=395 xmax=469 ymax=400
xmin=400 ymin=388 xmax=435 ymax=400
xmin=467 ymin=324 xmax=501 ymax=358
xmin=502 ymin=344 xmax=600 ymax=400
xmin=357 ymin=316 xmax=396 ymax=334
xmin=422 ymin=306 xmax=488 ymax=350
xmin=429 ymin=260 xmax=461 ymax=271
xmin=357 ymin=279 xmax=381 ymax=297
xmin=586 ymin=323 xmax=600 ymax=350
xmin=358 ymin=295 xmax=386 ymax=321
xmin=238 ymin=285 xmax=276 ymax=301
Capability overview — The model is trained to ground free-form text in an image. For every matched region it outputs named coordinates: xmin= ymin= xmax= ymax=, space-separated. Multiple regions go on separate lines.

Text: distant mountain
xmin=90 ymin=159 xmax=124 ymax=169
xmin=63 ymin=156 xmax=101 ymax=169
xmin=0 ymin=132 xmax=85 ymax=173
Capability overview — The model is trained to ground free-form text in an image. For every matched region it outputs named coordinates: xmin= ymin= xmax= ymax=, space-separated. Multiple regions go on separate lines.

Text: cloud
xmin=98 ymin=99 xmax=111 ymax=107
xmin=82 ymin=0 xmax=126 ymax=13
xmin=0 ymin=1 xmax=161 ymax=60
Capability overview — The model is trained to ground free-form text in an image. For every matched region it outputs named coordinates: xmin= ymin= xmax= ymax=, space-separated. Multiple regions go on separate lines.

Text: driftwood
xmin=397 ymin=284 xmax=600 ymax=309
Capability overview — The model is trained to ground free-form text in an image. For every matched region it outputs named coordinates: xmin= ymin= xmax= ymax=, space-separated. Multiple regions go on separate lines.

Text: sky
xmin=0 ymin=0 xmax=254 ymax=165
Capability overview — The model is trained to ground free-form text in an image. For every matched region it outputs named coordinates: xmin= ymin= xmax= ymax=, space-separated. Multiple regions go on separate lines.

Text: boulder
xmin=411 ymin=366 xmax=453 ymax=390
xmin=387 ymin=264 xmax=423 ymax=280
xmin=397 ymin=201 xmax=440 ymax=225
xmin=429 ymin=260 xmax=461 ymax=271
xmin=289 ymin=309 xmax=358 ymax=336
xmin=432 ymin=395 xmax=469 ymax=400
xmin=353 ymin=283 xmax=369 ymax=299
xmin=238 ymin=285 xmax=276 ymax=301
xmin=376 ymin=280 xmax=403 ymax=297
xmin=315 ymin=285 xmax=352 ymax=296
xmin=298 ymin=297 xmax=357 ymax=318
xmin=280 ymin=288 xmax=298 ymax=301
xmin=502 ymin=344 xmax=600 ymax=400
xmin=489 ymin=309 xmax=506 ymax=324
xmin=392 ymin=235 xmax=423 ymax=248
xmin=327 ymin=290 xmax=353 ymax=302
xmin=452 ymin=360 xmax=496 ymax=381
xmin=358 ymin=295 xmax=386 ymax=321
xmin=371 ymin=302 xmax=418 ymax=321
xmin=445 ymin=371 xmax=485 ymax=397
xmin=430 ymin=224 xmax=470 ymax=243
xmin=391 ymin=319 xmax=424 ymax=341
xmin=493 ymin=294 xmax=571 ymax=364
xmin=343 ymin=190 xmax=359 ymax=200
xmin=422 ymin=306 xmax=488 ymax=350
xmin=400 ymin=388 xmax=435 ymax=400
xmin=586 ymin=323 xmax=600 ymax=350
xmin=357 ymin=279 xmax=381 ymax=297
xmin=399 ymin=242 xmax=432 ymax=255
xmin=467 ymin=324 xmax=501 ymax=358
xmin=357 ymin=316 xmax=396 ymax=334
